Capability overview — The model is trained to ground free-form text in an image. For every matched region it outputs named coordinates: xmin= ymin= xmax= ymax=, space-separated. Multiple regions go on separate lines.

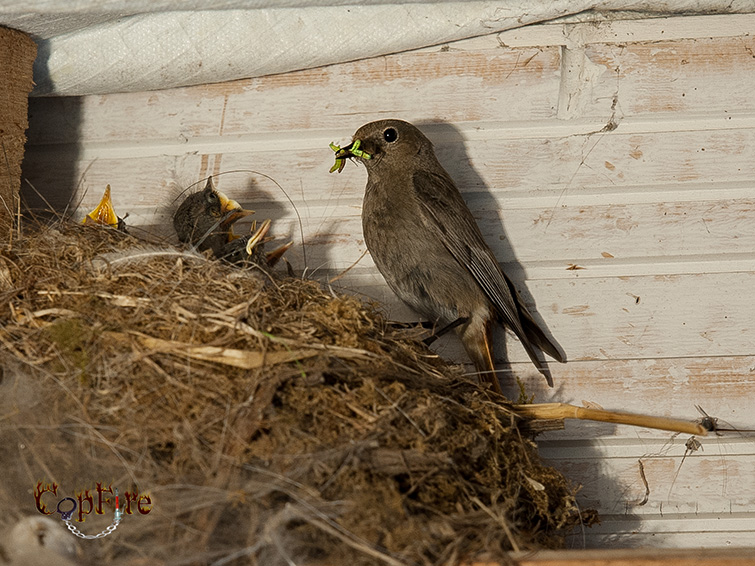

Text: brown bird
xmin=173 ymin=178 xmax=253 ymax=256
xmin=330 ymin=119 xmax=564 ymax=392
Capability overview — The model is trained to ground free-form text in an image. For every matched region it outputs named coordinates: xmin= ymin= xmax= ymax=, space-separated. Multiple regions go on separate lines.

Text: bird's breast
xmin=361 ymin=178 xmax=488 ymax=324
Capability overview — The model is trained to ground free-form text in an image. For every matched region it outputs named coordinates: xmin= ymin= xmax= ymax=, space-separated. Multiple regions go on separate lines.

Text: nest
xmin=0 ymin=219 xmax=593 ymax=566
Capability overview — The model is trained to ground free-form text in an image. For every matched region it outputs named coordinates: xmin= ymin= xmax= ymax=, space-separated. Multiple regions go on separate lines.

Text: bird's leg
xmin=461 ymin=315 xmax=503 ymax=394
xmin=422 ymin=316 xmax=469 ymax=346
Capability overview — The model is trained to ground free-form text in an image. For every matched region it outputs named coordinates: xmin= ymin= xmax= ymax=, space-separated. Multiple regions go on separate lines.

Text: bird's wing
xmin=412 ymin=169 xmax=526 ymax=336
xmin=412 ymin=169 xmax=563 ymax=376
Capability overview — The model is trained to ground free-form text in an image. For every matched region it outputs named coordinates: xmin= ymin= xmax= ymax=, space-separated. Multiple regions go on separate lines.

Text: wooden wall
xmin=21 ymin=13 xmax=755 ymax=548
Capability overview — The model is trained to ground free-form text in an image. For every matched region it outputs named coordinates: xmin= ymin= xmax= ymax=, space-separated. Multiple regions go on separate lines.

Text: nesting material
xmin=0 ymin=219 xmax=593 ymax=566
xmin=0 ymin=517 xmax=81 ymax=566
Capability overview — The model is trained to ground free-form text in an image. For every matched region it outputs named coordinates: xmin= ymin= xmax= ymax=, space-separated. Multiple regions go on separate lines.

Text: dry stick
xmin=512 ymin=403 xmax=707 ymax=436
xmin=328 ymin=248 xmax=368 ymax=284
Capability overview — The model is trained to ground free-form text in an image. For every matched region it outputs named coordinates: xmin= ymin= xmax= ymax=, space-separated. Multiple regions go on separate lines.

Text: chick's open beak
xmin=266 ymin=241 xmax=293 ymax=267
xmin=216 ymin=189 xmax=254 ymax=240
xmin=244 ymin=219 xmax=292 ymax=267
xmin=83 ymin=185 xmax=119 ymax=227
xmin=245 ymin=219 xmax=271 ymax=255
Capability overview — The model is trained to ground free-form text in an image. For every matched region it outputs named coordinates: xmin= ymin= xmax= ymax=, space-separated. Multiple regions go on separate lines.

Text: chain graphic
xmin=57 ymin=488 xmax=124 ymax=539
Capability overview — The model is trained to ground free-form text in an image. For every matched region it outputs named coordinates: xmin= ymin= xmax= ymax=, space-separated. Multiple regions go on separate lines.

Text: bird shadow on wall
xmin=417 ymin=120 xmax=564 ymax=391
xmin=419 ymin=120 xmax=644 ymax=547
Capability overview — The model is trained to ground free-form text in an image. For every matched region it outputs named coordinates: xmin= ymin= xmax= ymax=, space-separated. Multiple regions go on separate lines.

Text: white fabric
xmin=1 ymin=0 xmax=753 ymax=96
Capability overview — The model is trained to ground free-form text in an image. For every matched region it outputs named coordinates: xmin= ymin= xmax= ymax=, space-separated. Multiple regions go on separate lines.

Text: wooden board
xmin=20 ymin=13 xmax=755 ymax=548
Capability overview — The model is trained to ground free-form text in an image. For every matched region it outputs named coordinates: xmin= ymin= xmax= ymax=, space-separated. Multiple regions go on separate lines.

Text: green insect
xmin=329 ymin=139 xmax=372 ymax=173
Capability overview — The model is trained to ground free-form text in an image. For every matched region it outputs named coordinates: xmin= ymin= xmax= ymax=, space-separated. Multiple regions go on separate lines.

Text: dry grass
xmin=0 ymin=219 xmax=594 ymax=566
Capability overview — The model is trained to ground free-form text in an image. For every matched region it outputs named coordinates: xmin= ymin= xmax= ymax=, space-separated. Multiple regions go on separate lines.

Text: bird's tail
xmin=511 ymin=304 xmax=564 ymax=387
xmin=519 ymin=306 xmax=565 ymax=363
xmin=505 ymin=282 xmax=565 ymax=388
xmin=519 ymin=333 xmax=555 ymax=387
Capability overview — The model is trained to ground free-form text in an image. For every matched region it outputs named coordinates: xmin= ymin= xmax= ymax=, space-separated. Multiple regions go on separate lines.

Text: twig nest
xmin=0 ymin=219 xmax=594 ymax=565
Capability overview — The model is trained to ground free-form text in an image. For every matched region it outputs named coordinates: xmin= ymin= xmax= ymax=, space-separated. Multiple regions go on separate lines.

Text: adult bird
xmin=330 ymin=119 xmax=564 ymax=393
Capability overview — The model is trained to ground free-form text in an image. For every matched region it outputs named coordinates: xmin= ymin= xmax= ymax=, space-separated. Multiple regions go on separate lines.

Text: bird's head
xmin=329 ymin=119 xmax=432 ymax=174
xmin=174 ymin=178 xmax=255 ymax=253
xmin=200 ymin=179 xmax=253 ymax=236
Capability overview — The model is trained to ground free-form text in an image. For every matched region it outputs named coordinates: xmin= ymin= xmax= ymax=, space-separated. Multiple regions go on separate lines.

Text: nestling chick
xmin=173 ymin=178 xmax=253 ymax=256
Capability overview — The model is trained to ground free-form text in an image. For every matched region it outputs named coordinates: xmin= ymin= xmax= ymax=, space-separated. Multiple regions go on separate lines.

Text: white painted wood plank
xmin=494 ymin=13 xmax=755 ymax=49
xmin=585 ymin=39 xmax=755 ymax=118
xmin=24 ymin=123 xmax=755 ymax=189
xmin=336 ymin=272 xmax=755 ymax=361
xmin=540 ymin=424 xmax=755 ymax=548
xmin=541 ymin=435 xmax=755 ymax=510
xmin=22 ymin=127 xmax=755 ymax=210
xmin=571 ymin=517 xmax=755 ymax=548
xmin=25 ymin=45 xmax=563 ymax=144
xmin=23 ymin=34 xmax=755 ymax=149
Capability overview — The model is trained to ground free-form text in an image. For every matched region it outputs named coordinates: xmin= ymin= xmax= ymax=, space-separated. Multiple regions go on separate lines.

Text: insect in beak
xmin=329 ymin=139 xmax=372 ymax=173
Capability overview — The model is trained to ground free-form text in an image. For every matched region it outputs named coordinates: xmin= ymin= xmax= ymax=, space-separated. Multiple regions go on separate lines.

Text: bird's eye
xmin=383 ymin=128 xmax=398 ymax=143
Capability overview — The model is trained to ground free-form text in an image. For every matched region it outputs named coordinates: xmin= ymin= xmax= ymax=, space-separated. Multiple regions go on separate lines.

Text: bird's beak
xmin=329 ymin=139 xmax=372 ymax=173
xmin=245 ymin=219 xmax=271 ymax=255
xmin=244 ymin=219 xmax=293 ymax=267
xmin=266 ymin=241 xmax=293 ymax=267
xmin=216 ymin=189 xmax=254 ymax=240
xmin=82 ymin=185 xmax=119 ymax=227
